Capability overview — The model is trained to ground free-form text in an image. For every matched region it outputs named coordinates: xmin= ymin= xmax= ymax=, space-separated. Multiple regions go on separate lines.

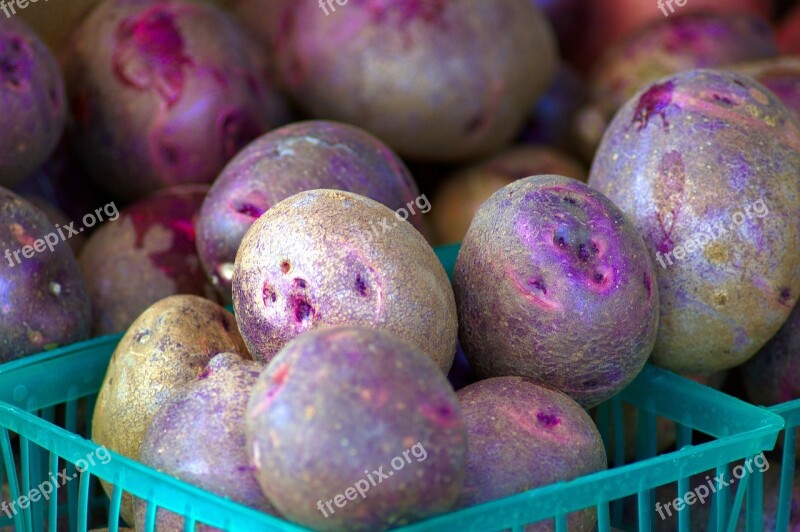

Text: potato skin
xmin=577 ymin=13 xmax=778 ymax=156
xmin=589 ymin=69 xmax=800 ymax=374
xmin=232 ymin=189 xmax=457 ymax=373
xmin=197 ymin=120 xmax=426 ymax=303
xmin=456 ymin=377 xmax=606 ymax=531
xmin=0 ymin=188 xmax=90 ymax=362
xmin=266 ymin=0 xmax=557 ymax=162
xmin=567 ymin=0 xmax=772 ymax=71
xmin=0 ymin=16 xmax=66 ymax=187
xmin=135 ymin=353 xmax=274 ymax=531
xmin=79 ymin=185 xmax=214 ymax=336
xmin=91 ymin=295 xmax=250 ymax=524
xmin=64 ymin=0 xmax=288 ymax=200
xmin=245 ymin=326 xmax=467 ymax=531
xmin=431 ymin=145 xmax=587 ymax=245
xmin=731 ymin=57 xmax=800 ymax=121
xmin=454 ymin=175 xmax=658 ymax=408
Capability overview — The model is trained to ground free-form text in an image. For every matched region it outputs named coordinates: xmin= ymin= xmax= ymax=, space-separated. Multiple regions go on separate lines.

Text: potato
xmin=731 ymin=56 xmax=800 ymax=121
xmin=454 ymin=175 xmax=658 ymax=408
xmin=232 ymin=189 xmax=457 ymax=373
xmin=430 ymin=145 xmax=587 ymax=245
xmin=456 ymin=377 xmax=607 ymax=530
xmin=64 ymin=0 xmax=288 ymax=200
xmin=588 ymin=69 xmax=800 ymax=374
xmin=567 ymin=0 xmax=772 ymax=71
xmin=196 ymin=120 xmax=426 ymax=303
xmin=0 ymin=187 xmax=90 ymax=362
xmin=577 ymin=13 xmax=778 ymax=157
xmin=91 ymin=295 xmax=249 ymax=524
xmin=135 ymin=353 xmax=275 ymax=531
xmin=246 ymin=326 xmax=467 ymax=531
xmin=262 ymin=0 xmax=557 ymax=162
xmin=79 ymin=185 xmax=214 ymax=336
xmin=0 ymin=16 xmax=66 ymax=187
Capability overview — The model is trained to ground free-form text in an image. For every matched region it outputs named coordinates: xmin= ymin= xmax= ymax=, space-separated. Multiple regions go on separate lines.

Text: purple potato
xmin=64 ymin=0 xmax=288 ymax=200
xmin=79 ymin=185 xmax=215 ymax=336
xmin=92 ymin=295 xmax=250 ymax=524
xmin=577 ymin=12 xmax=778 ymax=158
xmin=266 ymin=0 xmax=557 ymax=162
xmin=0 ymin=16 xmax=66 ymax=186
xmin=245 ymin=326 xmax=467 ymax=531
xmin=135 ymin=353 xmax=275 ymax=531
xmin=589 ymin=69 xmax=800 ymax=375
xmin=731 ymin=56 xmax=800 ymax=121
xmin=454 ymin=175 xmax=658 ymax=408
xmin=456 ymin=377 xmax=607 ymax=531
xmin=197 ymin=120 xmax=426 ymax=303
xmin=430 ymin=145 xmax=587 ymax=245
xmin=232 ymin=189 xmax=457 ymax=372
xmin=0 ymin=187 xmax=90 ymax=362
xmin=742 ymin=302 xmax=800 ymax=405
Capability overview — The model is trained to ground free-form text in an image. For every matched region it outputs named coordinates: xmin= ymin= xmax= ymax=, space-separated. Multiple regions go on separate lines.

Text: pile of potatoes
xmin=1 ymin=0 xmax=800 ymax=530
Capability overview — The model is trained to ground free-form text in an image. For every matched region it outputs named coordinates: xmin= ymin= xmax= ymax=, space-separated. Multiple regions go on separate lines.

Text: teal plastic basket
xmin=759 ymin=400 xmax=800 ymax=530
xmin=0 ymin=246 xmax=785 ymax=531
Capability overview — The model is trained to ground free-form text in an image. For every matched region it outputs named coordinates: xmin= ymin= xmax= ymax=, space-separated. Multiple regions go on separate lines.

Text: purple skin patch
xmin=113 ymin=6 xmax=194 ymax=106
xmin=0 ymin=35 xmax=31 ymax=90
xmin=631 ymin=81 xmax=675 ymax=132
xmin=653 ymin=150 xmax=686 ymax=254
xmin=536 ymin=412 xmax=560 ymax=428
xmin=124 ymin=188 xmax=206 ymax=285
xmin=512 ymin=186 xmax=621 ymax=300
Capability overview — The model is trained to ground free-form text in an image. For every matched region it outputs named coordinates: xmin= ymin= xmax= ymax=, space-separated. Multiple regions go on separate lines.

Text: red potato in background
xmin=731 ymin=56 xmax=800 ymax=121
xmin=577 ymin=12 xmax=778 ymax=158
xmin=566 ymin=0 xmax=772 ymax=71
xmin=64 ymin=0 xmax=289 ymax=201
xmin=79 ymin=185 xmax=214 ymax=336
